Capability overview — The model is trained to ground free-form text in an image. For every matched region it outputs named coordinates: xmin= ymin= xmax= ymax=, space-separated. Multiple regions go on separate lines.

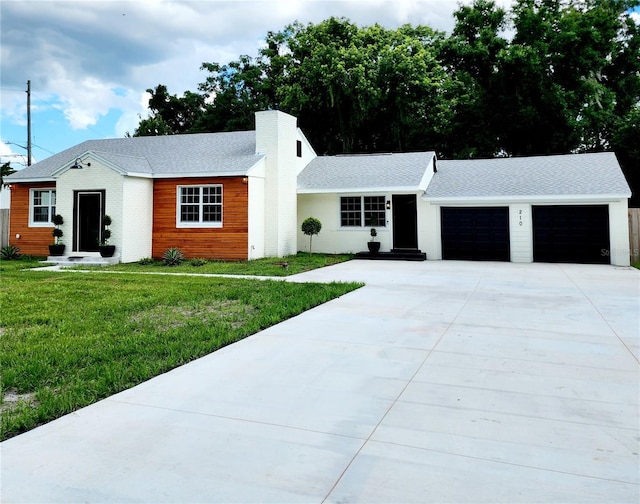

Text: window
xmin=30 ymin=189 xmax=56 ymax=226
xmin=177 ymin=185 xmax=222 ymax=227
xmin=340 ymin=196 xmax=386 ymax=227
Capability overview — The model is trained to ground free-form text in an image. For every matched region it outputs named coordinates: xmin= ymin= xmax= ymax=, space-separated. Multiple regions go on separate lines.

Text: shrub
xmin=0 ymin=245 xmax=21 ymax=260
xmin=301 ymin=217 xmax=322 ymax=255
xmin=162 ymin=247 xmax=184 ymax=266
xmin=190 ymin=258 xmax=208 ymax=267
xmin=101 ymin=215 xmax=112 ymax=246
xmin=51 ymin=214 xmax=64 ymax=244
xmin=138 ymin=257 xmax=155 ymax=265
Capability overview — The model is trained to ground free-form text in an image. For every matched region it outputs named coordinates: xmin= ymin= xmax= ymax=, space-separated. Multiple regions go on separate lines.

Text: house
xmin=5 ymin=110 xmax=632 ymax=266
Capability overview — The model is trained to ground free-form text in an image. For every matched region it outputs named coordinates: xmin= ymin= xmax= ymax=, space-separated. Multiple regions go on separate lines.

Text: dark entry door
xmin=532 ymin=205 xmax=609 ymax=264
xmin=441 ymin=207 xmax=510 ymax=261
xmin=392 ymin=195 xmax=418 ymax=249
xmin=75 ymin=192 xmax=103 ymax=252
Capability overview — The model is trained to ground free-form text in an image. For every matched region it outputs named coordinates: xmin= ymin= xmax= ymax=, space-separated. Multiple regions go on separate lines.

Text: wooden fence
xmin=0 ymin=209 xmax=8 ymax=248
xmin=630 ymin=208 xmax=640 ymax=265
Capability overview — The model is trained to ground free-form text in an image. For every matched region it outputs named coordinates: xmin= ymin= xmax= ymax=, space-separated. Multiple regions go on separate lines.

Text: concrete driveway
xmin=1 ymin=261 xmax=638 ymax=503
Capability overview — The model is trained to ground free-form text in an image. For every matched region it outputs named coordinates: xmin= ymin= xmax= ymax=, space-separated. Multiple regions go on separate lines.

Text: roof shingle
xmin=298 ymin=151 xmax=435 ymax=192
xmin=425 ymin=152 xmax=630 ymax=198
xmin=7 ymin=131 xmax=261 ymax=180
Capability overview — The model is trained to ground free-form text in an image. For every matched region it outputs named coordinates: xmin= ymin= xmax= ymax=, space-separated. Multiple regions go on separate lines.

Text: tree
xmin=439 ymin=0 xmax=508 ymax=158
xmin=301 ymin=217 xmax=322 ymax=255
xmin=1 ymin=162 xmax=16 ymax=187
xmin=133 ymin=85 xmax=206 ymax=136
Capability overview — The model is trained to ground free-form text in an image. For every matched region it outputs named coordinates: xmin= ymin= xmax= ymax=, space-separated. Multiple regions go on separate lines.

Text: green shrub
xmin=301 ymin=217 xmax=322 ymax=255
xmin=138 ymin=257 xmax=155 ymax=265
xmin=162 ymin=247 xmax=184 ymax=266
xmin=0 ymin=245 xmax=21 ymax=260
xmin=190 ymin=258 xmax=208 ymax=267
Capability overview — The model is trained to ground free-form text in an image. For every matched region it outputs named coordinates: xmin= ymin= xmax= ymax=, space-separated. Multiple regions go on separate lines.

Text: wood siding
xmin=9 ymin=182 xmax=56 ymax=256
xmin=152 ymin=177 xmax=249 ymax=260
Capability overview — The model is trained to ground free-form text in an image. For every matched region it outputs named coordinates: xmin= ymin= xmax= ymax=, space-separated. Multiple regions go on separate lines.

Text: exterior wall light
xmin=70 ymin=158 xmax=91 ymax=169
xmin=386 ymin=200 xmax=391 ymax=209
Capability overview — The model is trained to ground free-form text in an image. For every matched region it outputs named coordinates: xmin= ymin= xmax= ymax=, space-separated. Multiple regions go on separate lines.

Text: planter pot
xmin=99 ymin=245 xmax=116 ymax=258
xmin=367 ymin=241 xmax=381 ymax=254
xmin=48 ymin=244 xmax=65 ymax=256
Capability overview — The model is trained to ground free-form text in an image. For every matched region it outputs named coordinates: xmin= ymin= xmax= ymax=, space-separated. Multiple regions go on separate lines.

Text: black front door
xmin=392 ymin=194 xmax=418 ymax=249
xmin=75 ymin=191 xmax=103 ymax=252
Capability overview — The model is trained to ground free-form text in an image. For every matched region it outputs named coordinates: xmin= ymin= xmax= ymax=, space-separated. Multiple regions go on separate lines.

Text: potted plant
xmin=49 ymin=214 xmax=65 ymax=256
xmin=99 ymin=214 xmax=116 ymax=257
xmin=367 ymin=227 xmax=380 ymax=253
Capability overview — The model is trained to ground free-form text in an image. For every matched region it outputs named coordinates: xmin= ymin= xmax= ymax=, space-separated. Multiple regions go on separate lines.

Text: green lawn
xmin=76 ymin=253 xmax=354 ymax=276
xmin=0 ymin=257 xmax=361 ymax=441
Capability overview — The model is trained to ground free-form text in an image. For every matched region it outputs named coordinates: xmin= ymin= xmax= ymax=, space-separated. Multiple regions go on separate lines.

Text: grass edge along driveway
xmin=0 ymin=258 xmax=362 ymax=441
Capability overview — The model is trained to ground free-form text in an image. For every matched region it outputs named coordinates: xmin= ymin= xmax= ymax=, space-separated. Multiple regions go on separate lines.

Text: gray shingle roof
xmin=298 ymin=151 xmax=436 ymax=192
xmin=425 ymin=152 xmax=631 ymax=199
xmin=7 ymin=131 xmax=261 ymax=180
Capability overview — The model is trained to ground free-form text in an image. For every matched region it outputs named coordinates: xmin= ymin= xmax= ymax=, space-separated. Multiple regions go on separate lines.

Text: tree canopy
xmin=131 ymin=0 xmax=640 ymax=205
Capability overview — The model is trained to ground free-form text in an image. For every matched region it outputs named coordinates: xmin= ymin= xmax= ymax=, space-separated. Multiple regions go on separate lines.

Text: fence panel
xmin=0 ymin=209 xmax=9 ymax=248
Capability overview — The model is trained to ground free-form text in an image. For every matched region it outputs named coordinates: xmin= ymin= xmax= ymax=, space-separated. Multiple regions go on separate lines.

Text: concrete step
xmin=43 ymin=254 xmax=120 ymax=267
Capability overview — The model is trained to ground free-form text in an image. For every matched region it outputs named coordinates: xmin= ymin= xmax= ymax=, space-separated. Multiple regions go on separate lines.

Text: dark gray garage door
xmin=441 ymin=207 xmax=510 ymax=261
xmin=533 ymin=205 xmax=610 ymax=264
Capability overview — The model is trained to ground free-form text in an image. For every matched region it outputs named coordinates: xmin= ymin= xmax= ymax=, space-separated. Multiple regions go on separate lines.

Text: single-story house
xmin=6 ymin=110 xmax=632 ymax=266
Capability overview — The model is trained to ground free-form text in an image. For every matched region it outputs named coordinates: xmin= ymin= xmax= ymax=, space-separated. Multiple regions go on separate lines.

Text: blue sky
xmin=1 ymin=1 xmax=638 ymax=170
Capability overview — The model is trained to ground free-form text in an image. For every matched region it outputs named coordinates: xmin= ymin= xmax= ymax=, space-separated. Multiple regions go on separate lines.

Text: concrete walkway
xmin=1 ymin=261 xmax=639 ymax=503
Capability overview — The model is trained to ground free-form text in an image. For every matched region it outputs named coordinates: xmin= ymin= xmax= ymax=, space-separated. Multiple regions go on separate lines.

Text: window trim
xmin=339 ymin=195 xmax=387 ymax=229
xmin=176 ymin=184 xmax=223 ymax=228
xmin=29 ymin=188 xmax=56 ymax=227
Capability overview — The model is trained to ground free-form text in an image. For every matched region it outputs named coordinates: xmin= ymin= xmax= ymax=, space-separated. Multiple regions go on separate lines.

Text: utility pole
xmin=26 ymin=80 xmax=32 ymax=166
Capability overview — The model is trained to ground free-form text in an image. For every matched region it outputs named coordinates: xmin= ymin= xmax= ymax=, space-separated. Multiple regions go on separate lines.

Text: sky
xmin=1 ymin=0 xmax=638 ymax=170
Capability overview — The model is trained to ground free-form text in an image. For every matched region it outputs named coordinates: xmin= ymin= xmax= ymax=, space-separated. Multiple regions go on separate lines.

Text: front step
xmin=354 ymin=249 xmax=426 ymax=261
xmin=43 ymin=254 xmax=120 ymax=267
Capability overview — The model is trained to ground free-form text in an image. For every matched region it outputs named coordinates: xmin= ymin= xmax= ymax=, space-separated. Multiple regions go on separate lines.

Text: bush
xmin=162 ymin=247 xmax=184 ymax=266
xmin=138 ymin=257 xmax=155 ymax=265
xmin=0 ymin=245 xmax=21 ymax=260
xmin=190 ymin=258 xmax=208 ymax=267
xmin=301 ymin=217 xmax=322 ymax=255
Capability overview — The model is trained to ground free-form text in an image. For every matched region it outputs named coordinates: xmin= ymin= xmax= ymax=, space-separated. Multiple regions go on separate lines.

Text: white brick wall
xmin=609 ymin=199 xmax=630 ymax=266
xmin=509 ymin=203 xmax=533 ymax=262
xmin=56 ymin=159 xmax=123 ymax=254
xmin=122 ymin=177 xmax=153 ymax=262
xmin=255 ymin=110 xmax=299 ymax=257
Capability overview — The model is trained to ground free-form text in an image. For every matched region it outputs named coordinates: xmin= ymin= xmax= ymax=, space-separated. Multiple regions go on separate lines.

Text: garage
xmin=533 ymin=205 xmax=610 ymax=264
xmin=441 ymin=207 xmax=510 ymax=261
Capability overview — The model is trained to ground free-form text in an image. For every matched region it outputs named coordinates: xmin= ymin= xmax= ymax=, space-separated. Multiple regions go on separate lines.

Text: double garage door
xmin=441 ymin=205 xmax=610 ymax=263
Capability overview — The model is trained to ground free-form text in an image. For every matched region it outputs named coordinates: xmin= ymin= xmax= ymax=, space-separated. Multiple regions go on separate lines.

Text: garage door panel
xmin=441 ymin=207 xmax=510 ymax=261
xmin=533 ymin=205 xmax=609 ymax=264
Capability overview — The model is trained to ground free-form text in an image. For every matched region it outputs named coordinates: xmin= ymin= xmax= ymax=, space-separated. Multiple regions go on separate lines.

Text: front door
xmin=75 ymin=191 xmax=104 ymax=252
xmin=392 ymin=194 xmax=418 ymax=250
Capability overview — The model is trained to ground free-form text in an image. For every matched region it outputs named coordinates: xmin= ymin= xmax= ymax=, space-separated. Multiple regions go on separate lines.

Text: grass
xmin=0 ymin=256 xmax=362 ymax=441
xmin=75 ymin=252 xmax=354 ymax=276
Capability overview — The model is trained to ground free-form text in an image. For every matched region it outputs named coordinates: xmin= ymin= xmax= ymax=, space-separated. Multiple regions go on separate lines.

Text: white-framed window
xmin=340 ymin=195 xmax=386 ymax=227
xmin=176 ymin=185 xmax=223 ymax=228
xmin=30 ymin=188 xmax=56 ymax=226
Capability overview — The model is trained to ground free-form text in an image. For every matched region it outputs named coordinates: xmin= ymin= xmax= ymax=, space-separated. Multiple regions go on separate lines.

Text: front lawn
xmin=77 ymin=253 xmax=353 ymax=276
xmin=0 ymin=258 xmax=361 ymax=441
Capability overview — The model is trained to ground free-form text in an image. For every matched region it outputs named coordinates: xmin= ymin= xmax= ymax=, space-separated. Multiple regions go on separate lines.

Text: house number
xmin=519 ymin=209 xmax=523 ymax=226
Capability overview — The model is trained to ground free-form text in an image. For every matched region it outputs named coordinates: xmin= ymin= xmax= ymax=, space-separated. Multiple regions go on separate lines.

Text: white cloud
xmin=0 ymin=0 xmax=519 ymax=154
